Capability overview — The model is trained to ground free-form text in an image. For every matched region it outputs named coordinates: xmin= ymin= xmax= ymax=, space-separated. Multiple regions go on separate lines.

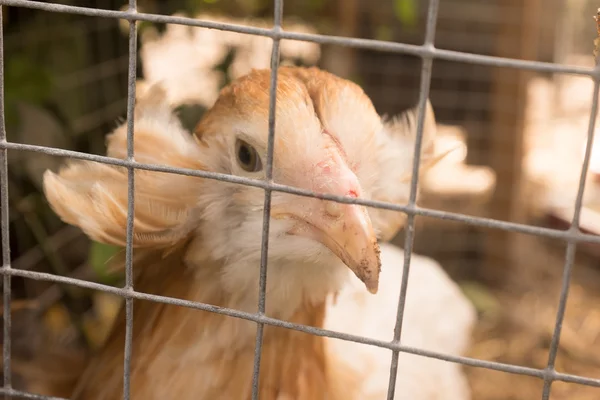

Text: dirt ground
xmin=463 ymin=233 xmax=600 ymax=400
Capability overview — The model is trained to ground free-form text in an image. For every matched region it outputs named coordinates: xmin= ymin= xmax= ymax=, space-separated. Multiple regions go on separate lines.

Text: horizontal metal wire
xmin=3 ymin=265 xmax=600 ymax=390
xmin=1 ymin=140 xmax=598 ymax=245
xmin=0 ymin=0 xmax=597 ymax=77
xmin=2 ymin=0 xmax=600 ymax=399
xmin=0 ymin=388 xmax=68 ymax=400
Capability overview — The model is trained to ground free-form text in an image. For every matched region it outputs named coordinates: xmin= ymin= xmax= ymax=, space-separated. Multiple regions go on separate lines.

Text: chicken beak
xmin=278 ymin=198 xmax=382 ymax=294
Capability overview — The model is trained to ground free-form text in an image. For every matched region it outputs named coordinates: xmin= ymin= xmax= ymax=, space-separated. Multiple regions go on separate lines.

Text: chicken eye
xmin=235 ymin=139 xmax=263 ymax=172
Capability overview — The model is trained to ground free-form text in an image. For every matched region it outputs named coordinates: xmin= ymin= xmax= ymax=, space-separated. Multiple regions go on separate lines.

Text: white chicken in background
xmin=135 ymin=12 xmax=321 ymax=109
xmin=41 ymin=66 xmax=476 ymax=399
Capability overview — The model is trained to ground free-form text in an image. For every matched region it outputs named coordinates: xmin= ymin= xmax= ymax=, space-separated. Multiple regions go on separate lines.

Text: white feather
xmin=324 ymin=243 xmax=476 ymax=400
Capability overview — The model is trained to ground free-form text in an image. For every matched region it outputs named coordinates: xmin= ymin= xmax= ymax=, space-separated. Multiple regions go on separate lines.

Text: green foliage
xmin=394 ymin=0 xmax=418 ymax=29
xmin=88 ymin=241 xmax=123 ymax=285
xmin=307 ymin=0 xmax=325 ymax=12
xmin=4 ymin=54 xmax=54 ymax=128
xmin=375 ymin=25 xmax=394 ymax=42
xmin=5 ymin=55 xmax=53 ymax=104
xmin=184 ymin=0 xmax=222 ymax=15
xmin=3 ymin=11 xmax=88 ymax=137
xmin=459 ymin=281 xmax=500 ymax=316
xmin=175 ymin=103 xmax=208 ymax=132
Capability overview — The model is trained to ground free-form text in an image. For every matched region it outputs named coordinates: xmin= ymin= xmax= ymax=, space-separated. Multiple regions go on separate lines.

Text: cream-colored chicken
xmin=41 ymin=67 xmax=476 ymax=399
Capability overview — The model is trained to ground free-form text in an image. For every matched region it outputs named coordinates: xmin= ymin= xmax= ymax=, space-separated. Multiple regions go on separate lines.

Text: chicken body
xmin=42 ymin=67 xmax=476 ymax=399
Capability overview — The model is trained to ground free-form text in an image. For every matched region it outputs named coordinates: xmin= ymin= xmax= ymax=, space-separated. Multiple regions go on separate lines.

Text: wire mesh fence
xmin=0 ymin=0 xmax=599 ymax=399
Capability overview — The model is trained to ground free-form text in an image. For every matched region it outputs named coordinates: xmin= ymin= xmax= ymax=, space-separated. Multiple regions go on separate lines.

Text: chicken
xmin=41 ymin=66 xmax=476 ymax=399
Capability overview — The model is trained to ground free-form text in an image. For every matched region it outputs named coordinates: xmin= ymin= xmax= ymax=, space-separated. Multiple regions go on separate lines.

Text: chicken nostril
xmin=324 ymin=201 xmax=342 ymax=219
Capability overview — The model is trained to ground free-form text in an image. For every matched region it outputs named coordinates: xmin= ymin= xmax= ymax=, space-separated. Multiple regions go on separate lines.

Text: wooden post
xmin=321 ymin=0 xmax=359 ymax=80
xmin=483 ymin=0 xmax=542 ymax=284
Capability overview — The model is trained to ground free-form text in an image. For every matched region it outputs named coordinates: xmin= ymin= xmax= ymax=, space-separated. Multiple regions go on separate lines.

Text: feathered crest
xmin=43 ymin=83 xmax=206 ymax=251
xmin=380 ymin=100 xmax=438 ymax=171
xmin=382 ymin=101 xmax=458 ymax=183
xmin=369 ymin=99 xmax=448 ymax=242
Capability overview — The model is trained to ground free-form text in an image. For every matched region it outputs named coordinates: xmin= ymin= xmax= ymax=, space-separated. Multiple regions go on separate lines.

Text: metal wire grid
xmin=0 ymin=0 xmax=599 ymax=399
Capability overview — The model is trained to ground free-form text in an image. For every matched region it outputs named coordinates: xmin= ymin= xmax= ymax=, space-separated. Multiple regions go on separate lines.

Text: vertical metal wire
xmin=0 ymin=5 xmax=10 ymax=397
xmin=386 ymin=0 xmax=439 ymax=398
xmin=541 ymin=78 xmax=600 ymax=399
xmin=123 ymin=1 xmax=138 ymax=399
xmin=251 ymin=1 xmax=283 ymax=398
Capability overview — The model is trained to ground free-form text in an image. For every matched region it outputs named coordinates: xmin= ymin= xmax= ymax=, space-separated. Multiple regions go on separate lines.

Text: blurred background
xmin=2 ymin=0 xmax=600 ymax=398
